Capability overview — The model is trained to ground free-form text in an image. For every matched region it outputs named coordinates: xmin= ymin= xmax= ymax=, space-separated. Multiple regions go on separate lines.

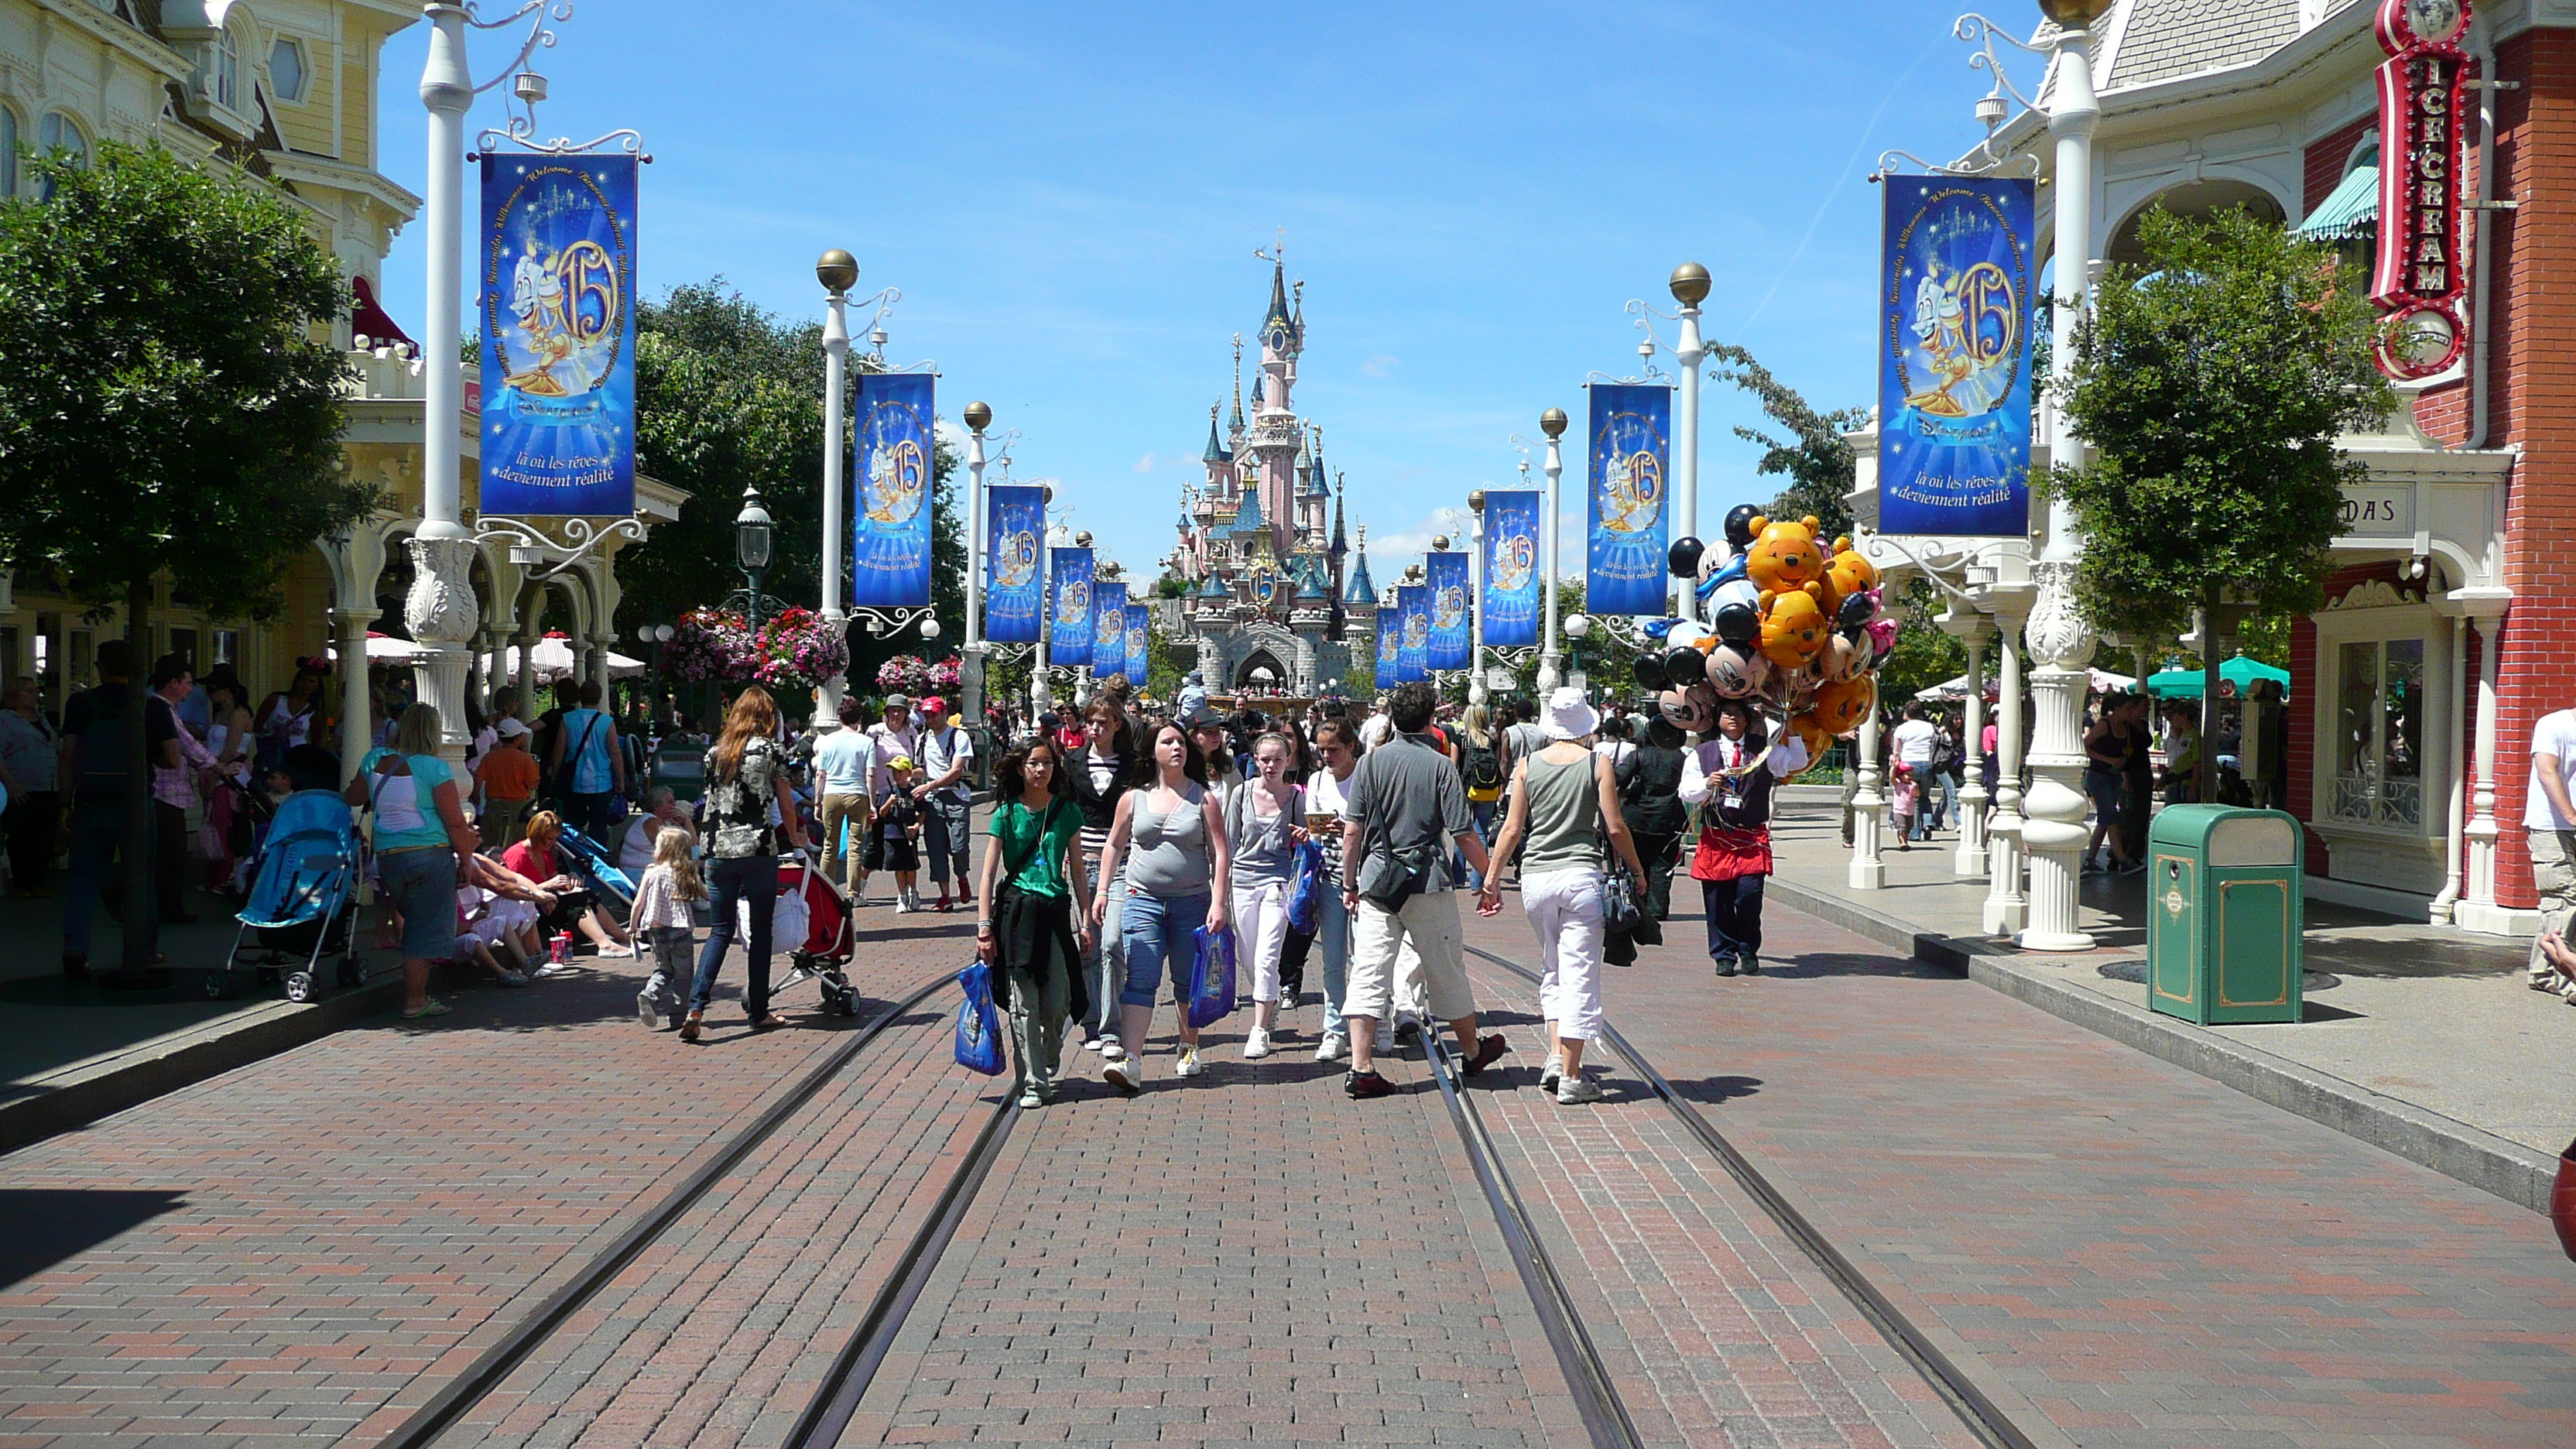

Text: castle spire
xmin=1203 ymin=402 xmax=1225 ymax=463
xmin=1229 ymin=334 xmax=1245 ymax=430
xmin=1265 ymin=257 xmax=1292 ymax=332
xmin=1330 ymin=470 xmax=1348 ymax=557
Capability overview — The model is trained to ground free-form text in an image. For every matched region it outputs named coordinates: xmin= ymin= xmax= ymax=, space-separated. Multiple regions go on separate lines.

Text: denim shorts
xmin=379 ymin=847 xmax=459 ymax=961
xmin=1118 ymin=887 xmax=1209 ymax=1008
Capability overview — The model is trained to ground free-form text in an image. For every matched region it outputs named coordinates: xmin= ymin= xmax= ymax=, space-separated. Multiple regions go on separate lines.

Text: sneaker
xmin=1017 ymin=1088 xmax=1045 ymax=1108
xmin=1461 ymin=1033 xmax=1509 ymax=1077
xmin=892 ymin=896 xmax=913 ymax=915
xmin=1741 ymin=957 xmax=1761 ymax=976
xmin=1103 ymin=1056 xmax=1139 ymax=1092
xmin=495 ymin=968 xmax=529 ymax=988
xmin=1540 ymin=1056 xmax=1563 ymax=1091
xmin=2118 ymin=859 xmax=2148 ymax=875
xmin=635 ymin=989 xmax=656 ymax=1024
xmin=1100 ymin=1037 xmax=1129 ymax=1062
xmin=1315 ymin=1031 xmax=1348 ymax=1063
xmin=1174 ymin=1046 xmax=1206 ymax=1078
xmin=1345 ymin=1069 xmax=1396 ymax=1100
xmin=533 ymin=961 xmax=577 ymax=980
xmin=1393 ymin=1013 xmax=1423 ymax=1043
xmin=680 ymin=1013 xmax=702 ymax=1043
xmin=1081 ymin=1036 xmax=1105 ymax=1053
xmin=934 ymin=894 xmax=954 ymax=913
xmin=1242 ymin=1028 xmax=1273 ymax=1060
xmin=1556 ymin=1076 xmax=1605 ymax=1105
xmin=1713 ymin=957 xmax=1739 ymax=978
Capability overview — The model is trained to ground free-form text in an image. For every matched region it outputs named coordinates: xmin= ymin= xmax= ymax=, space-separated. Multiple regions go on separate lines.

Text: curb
xmin=1768 ymin=875 xmax=2560 ymax=1215
xmin=0 ymin=964 xmax=433 ymax=1156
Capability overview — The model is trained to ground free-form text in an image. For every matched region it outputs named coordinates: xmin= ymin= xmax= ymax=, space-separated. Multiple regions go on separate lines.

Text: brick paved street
xmin=1455 ymin=893 xmax=2576 ymax=1449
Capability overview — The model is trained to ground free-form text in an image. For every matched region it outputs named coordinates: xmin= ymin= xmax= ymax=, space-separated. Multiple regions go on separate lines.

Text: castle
xmin=1160 ymin=258 xmax=1375 ymax=697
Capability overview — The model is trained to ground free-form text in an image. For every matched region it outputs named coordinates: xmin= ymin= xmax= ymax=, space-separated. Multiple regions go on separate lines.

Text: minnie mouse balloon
xmin=1836 ymin=589 xmax=1878 ymax=633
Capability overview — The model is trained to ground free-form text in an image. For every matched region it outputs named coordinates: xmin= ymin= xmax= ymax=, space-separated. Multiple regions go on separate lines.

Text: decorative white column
xmin=817 ymin=251 xmax=853 ymax=721
xmin=1949 ymin=616 xmax=1993 ymax=876
xmin=1538 ymin=408 xmax=1567 ymax=694
xmin=2460 ymin=608 xmax=2506 ymax=924
xmin=1467 ymin=492 xmax=1488 ymax=706
xmin=334 ymin=607 xmax=377 ymax=779
xmin=2015 ymin=14 xmax=2104 ymax=951
xmin=961 ymin=402 xmax=991 ymax=726
xmin=1849 ymin=702 xmax=1887 ymax=889
xmin=1984 ymin=606 xmax=2031 ymax=936
xmin=406 ymin=5 xmax=481 ymax=760
xmin=1668 ymin=265 xmax=1709 ymax=624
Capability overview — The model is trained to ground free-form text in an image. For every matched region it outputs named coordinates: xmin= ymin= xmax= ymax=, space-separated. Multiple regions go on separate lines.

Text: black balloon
xmin=1723 ymin=503 xmax=1762 ymax=550
xmin=1663 ymin=646 xmax=1707 ymax=690
xmin=1714 ymin=601 xmax=1759 ymax=646
xmin=1836 ymin=591 xmax=1876 ymax=630
xmin=1667 ymin=536 xmax=1705 ymax=579
xmin=1630 ymin=655 xmax=1665 ymax=691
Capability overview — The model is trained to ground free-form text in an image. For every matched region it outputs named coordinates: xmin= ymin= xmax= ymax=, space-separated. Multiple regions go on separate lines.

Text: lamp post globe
xmin=964 ymin=400 xmax=992 ymax=432
xmin=1668 ymin=262 xmax=1712 ymax=307
xmin=1539 ymin=407 xmax=1567 ymax=438
xmin=816 ymin=248 xmax=858 ymax=296
xmin=2035 ymin=0 xmax=2115 ymax=24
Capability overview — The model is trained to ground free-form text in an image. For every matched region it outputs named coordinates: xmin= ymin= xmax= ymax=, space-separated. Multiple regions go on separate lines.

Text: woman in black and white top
xmin=1063 ymin=697 xmax=1139 ymax=1057
xmin=682 ymin=686 xmax=808 ymax=1043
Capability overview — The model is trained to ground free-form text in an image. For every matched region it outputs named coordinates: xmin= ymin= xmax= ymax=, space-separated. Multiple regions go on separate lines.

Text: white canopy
xmin=483 ymin=639 xmax=646 ymax=682
xmin=1917 ymin=666 xmax=2135 ymax=701
xmin=326 ymin=632 xmax=433 ymax=666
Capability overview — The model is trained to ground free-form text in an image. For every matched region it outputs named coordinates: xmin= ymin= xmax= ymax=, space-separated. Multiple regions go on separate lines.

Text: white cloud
xmin=1134 ymin=452 xmax=1159 ymax=474
xmin=1360 ymin=354 xmax=1399 ymax=379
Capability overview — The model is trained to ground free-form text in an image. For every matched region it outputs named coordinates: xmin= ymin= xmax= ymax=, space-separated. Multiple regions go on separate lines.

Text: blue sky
xmin=376 ymin=1 xmax=2002 ymax=593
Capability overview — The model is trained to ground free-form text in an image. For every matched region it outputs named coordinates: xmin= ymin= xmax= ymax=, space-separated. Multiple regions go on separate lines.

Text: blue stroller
xmin=553 ymin=823 xmax=638 ymax=916
xmin=207 ymin=788 xmax=367 ymax=1002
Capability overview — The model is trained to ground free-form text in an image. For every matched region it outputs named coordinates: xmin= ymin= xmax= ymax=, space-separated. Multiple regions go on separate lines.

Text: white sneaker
xmin=1174 ymin=1046 xmax=1205 ymax=1078
xmin=1555 ymin=1076 xmax=1604 ymax=1105
xmin=1103 ymin=1056 xmax=1139 ymax=1092
xmin=1082 ymin=1036 xmax=1105 ymax=1053
xmin=1017 ymin=1088 xmax=1044 ymax=1108
xmin=1315 ymin=1032 xmax=1348 ymax=1062
xmin=1242 ymin=1029 xmax=1273 ymax=1060
xmin=1100 ymin=1037 xmax=1128 ymax=1062
xmin=1540 ymin=1056 xmax=1563 ymax=1091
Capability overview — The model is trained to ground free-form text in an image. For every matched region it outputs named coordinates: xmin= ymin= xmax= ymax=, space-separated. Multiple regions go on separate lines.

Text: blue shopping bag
xmin=954 ymin=960 xmax=1005 ymax=1076
xmin=1284 ymin=839 xmax=1324 ymax=934
xmin=1184 ymin=923 xmax=1238 ymax=1031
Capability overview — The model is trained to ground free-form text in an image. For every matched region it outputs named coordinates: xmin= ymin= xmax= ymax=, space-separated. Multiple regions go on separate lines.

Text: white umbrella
xmin=327 ymin=631 xmax=432 ymax=666
xmin=481 ymin=639 xmax=647 ymax=682
xmin=1917 ymin=666 xmax=2136 ymax=701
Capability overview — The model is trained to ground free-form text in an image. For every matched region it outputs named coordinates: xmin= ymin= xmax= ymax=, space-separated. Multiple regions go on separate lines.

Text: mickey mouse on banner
xmin=1630 ymin=504 xmax=1893 ymax=773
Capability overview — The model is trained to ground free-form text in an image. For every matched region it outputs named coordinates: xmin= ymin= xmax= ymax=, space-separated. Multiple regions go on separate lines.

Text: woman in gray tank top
xmin=1091 ymin=721 xmax=1234 ymax=1089
xmin=1227 ymin=731 xmax=1309 ymax=1061
xmin=1477 ymin=688 xmax=1646 ymax=1105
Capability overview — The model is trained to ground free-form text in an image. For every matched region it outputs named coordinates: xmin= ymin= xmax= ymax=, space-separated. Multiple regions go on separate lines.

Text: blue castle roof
xmin=1342 ymin=552 xmax=1377 ymax=605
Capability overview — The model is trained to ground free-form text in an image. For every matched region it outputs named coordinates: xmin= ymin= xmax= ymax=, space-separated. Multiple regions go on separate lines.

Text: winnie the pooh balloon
xmin=1757 ymin=587 xmax=1831 ymax=667
xmin=1811 ymin=676 xmax=1876 ymax=738
xmin=1823 ymin=537 xmax=1878 ymax=609
xmin=1786 ymin=711 xmax=1835 ymax=764
xmin=1742 ymin=515 xmax=1827 ymax=597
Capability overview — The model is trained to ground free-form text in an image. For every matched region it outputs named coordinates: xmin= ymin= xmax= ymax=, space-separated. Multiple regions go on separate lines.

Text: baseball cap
xmin=496 ymin=717 xmax=532 ymax=739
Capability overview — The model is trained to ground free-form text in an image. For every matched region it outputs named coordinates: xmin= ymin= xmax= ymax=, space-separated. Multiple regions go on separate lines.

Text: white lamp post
xmin=961 ymin=399 xmax=992 ymax=724
xmin=1467 ymin=490 xmax=1488 ymax=705
xmin=1537 ymin=406 xmax=1567 ymax=694
xmin=817 ymin=248 xmax=856 ymax=722
xmin=1667 ymin=263 xmax=1710 ymax=624
xmin=2016 ymin=0 xmax=2113 ymax=951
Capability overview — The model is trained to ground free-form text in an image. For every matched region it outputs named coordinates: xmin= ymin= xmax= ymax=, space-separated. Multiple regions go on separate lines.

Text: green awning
xmin=2299 ymin=165 xmax=2379 ymax=241
xmin=2146 ymin=655 xmax=2293 ymax=700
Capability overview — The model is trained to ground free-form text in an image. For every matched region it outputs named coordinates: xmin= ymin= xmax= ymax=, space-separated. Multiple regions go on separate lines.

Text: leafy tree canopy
xmin=1707 ymin=343 xmax=1869 ymax=543
xmin=2049 ymin=207 xmax=2392 ymax=639
xmin=0 ymin=143 xmax=375 ymax=615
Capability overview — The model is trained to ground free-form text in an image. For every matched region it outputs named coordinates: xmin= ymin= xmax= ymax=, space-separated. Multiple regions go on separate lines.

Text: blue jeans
xmin=691 ymin=855 xmax=779 ymax=1016
xmin=1458 ymin=800 xmax=1498 ymax=889
xmin=62 ymin=797 xmax=129 ymax=956
xmin=1314 ymin=882 xmax=1352 ymax=1036
xmin=1118 ymin=886 xmax=1208 ymax=1007
xmin=921 ymin=794 xmax=971 ymax=887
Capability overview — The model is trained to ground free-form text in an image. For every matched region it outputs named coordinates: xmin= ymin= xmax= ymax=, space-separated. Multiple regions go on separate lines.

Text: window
xmin=36 ymin=113 xmax=87 ymax=200
xmin=0 ymin=108 xmax=15 ymax=199
xmin=2331 ymin=637 xmax=2424 ymax=829
xmin=269 ymin=37 xmax=305 ymax=104
xmin=211 ymin=24 xmax=242 ymax=111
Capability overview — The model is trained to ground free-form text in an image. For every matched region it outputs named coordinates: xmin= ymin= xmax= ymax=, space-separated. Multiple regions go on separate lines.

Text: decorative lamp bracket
xmin=475 ymin=513 xmax=646 ymax=580
xmin=852 ymin=605 xmax=938 ymax=639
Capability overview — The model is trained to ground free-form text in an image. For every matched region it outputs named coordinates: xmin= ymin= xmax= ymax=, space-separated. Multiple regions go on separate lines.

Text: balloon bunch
xmin=1630 ymin=504 xmax=1896 ymax=759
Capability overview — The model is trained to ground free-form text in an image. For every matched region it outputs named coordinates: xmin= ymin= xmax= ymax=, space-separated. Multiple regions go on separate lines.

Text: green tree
xmin=1708 ymin=343 xmax=1869 ymax=543
xmin=0 ymin=142 xmax=372 ymax=973
xmin=2050 ymin=207 xmax=2391 ymax=800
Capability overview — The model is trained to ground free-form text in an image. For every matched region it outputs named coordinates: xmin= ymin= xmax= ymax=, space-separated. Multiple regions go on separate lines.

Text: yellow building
xmin=0 ymin=0 xmax=682 ymax=765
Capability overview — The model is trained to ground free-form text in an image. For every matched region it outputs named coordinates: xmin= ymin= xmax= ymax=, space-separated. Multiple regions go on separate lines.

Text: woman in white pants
xmin=1226 ymin=731 xmax=1309 ymax=1059
xmin=1476 ymin=687 xmax=1646 ymax=1104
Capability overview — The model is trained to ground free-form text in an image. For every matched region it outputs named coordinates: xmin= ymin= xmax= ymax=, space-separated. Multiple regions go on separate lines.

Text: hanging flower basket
xmin=664 ymin=608 xmax=759 ymax=684
xmin=753 ymin=605 xmax=849 ymax=695
xmin=875 ymin=653 xmax=933 ymax=695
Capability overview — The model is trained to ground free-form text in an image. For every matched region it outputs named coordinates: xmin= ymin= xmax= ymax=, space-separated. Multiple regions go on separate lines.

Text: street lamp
xmin=1467 ymin=490 xmax=1488 ymax=705
xmin=736 ymin=482 xmax=773 ymax=629
xmin=961 ymin=399 xmax=992 ymax=724
xmin=1537 ymin=406 xmax=1569 ymax=693
xmin=1667 ymin=264 xmax=1711 ymax=625
xmin=817 ymin=247 xmax=857 ymax=716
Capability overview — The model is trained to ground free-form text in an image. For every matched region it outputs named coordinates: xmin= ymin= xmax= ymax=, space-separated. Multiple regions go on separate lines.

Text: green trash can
xmin=2146 ymin=804 xmax=2304 ymax=1026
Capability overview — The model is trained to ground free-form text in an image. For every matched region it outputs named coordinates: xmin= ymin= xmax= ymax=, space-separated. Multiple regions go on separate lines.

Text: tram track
xmin=375 ymin=965 xmax=974 ymax=1449
xmin=1464 ymin=943 xmax=2041 ymax=1449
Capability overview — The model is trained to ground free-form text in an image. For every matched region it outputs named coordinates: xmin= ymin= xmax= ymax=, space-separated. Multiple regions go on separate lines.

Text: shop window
xmin=2331 ymin=637 xmax=2424 ymax=829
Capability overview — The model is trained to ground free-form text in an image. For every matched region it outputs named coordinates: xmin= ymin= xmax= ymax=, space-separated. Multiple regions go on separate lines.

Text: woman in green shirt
xmin=975 ymin=737 xmax=1095 ymax=1107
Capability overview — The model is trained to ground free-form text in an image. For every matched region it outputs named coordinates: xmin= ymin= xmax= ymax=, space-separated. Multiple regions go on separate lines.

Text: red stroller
xmin=761 ymin=850 xmax=858 ymax=1015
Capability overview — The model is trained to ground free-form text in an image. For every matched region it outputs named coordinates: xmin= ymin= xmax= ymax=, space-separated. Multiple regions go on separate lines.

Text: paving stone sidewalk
xmin=0 ymin=908 xmax=976 ymax=1449
xmin=1452 ymin=892 xmax=2576 ymax=1449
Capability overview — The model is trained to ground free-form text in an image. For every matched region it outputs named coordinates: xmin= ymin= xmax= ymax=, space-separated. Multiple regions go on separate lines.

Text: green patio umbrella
xmin=2145 ymin=654 xmax=2292 ymax=699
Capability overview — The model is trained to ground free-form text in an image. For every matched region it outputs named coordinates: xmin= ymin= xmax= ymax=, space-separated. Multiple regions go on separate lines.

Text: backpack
xmin=1460 ymin=734 xmax=1502 ymax=796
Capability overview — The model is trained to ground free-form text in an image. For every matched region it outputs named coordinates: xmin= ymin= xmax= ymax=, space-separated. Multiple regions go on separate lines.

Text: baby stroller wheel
xmin=284 ymin=970 xmax=315 ymax=1004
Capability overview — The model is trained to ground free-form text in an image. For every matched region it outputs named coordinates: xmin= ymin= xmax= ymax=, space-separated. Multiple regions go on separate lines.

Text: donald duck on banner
xmin=852 ymin=372 xmax=935 ymax=608
xmin=1586 ymin=383 xmax=1672 ymax=616
xmin=1875 ymin=176 xmax=2035 ymax=538
xmin=478 ymin=154 xmax=638 ymax=517
xmin=1049 ymin=546 xmax=1094 ymax=668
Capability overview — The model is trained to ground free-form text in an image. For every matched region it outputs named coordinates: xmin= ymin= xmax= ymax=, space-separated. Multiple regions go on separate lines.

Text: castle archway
xmin=1234 ymin=649 xmax=1286 ymax=693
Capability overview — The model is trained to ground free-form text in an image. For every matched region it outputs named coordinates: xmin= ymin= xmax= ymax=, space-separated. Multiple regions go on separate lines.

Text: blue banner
xmin=1877 ymin=176 xmax=2035 ymax=537
xmin=1482 ymin=490 xmax=1542 ymax=649
xmin=1049 ymin=547 xmax=1094 ymax=668
xmin=478 ymin=153 xmax=637 ymax=517
xmin=1427 ymin=552 xmax=1471 ymax=671
xmin=1091 ymin=582 xmax=1129 ymax=684
xmin=853 ymin=371 xmax=936 ymax=608
xmin=1396 ymin=584 xmax=1430 ymax=683
xmin=984 ymin=485 xmax=1044 ymax=644
xmin=1124 ymin=604 xmax=1151 ymax=694
xmin=1586 ymin=383 xmax=1671 ymax=616
xmin=1375 ymin=607 xmax=1399 ymax=690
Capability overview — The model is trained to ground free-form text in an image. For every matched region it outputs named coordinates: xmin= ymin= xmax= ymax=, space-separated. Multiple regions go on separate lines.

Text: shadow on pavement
xmin=1669 ymin=1074 xmax=1764 ymax=1106
xmin=1768 ymin=951 xmax=1953 ymax=980
xmin=0 ymin=1188 xmax=190 ymax=1290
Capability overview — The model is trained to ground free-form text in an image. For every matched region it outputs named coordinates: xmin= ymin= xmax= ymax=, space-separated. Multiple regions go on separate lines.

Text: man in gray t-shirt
xmin=1337 ymin=682 xmax=1506 ymax=1097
